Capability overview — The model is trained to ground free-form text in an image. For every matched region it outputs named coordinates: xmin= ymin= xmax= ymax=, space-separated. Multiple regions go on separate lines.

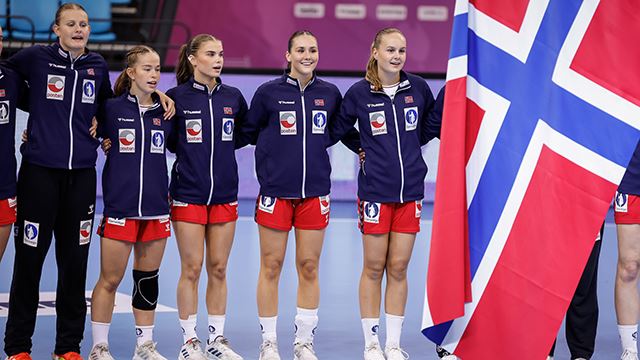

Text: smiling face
xmin=127 ymin=52 xmax=161 ymax=96
xmin=373 ymin=32 xmax=407 ymax=78
xmin=286 ymin=34 xmax=318 ymax=81
xmin=190 ymin=39 xmax=224 ymax=83
xmin=53 ymin=8 xmax=90 ymax=57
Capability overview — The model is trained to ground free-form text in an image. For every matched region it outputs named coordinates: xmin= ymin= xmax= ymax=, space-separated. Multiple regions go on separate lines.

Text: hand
xmin=156 ymin=90 xmax=175 ymax=119
xmin=358 ymin=148 xmax=365 ymax=165
xmin=101 ymin=139 xmax=112 ymax=154
xmin=21 ymin=129 xmax=28 ymax=143
xmin=90 ymin=117 xmax=98 ymax=138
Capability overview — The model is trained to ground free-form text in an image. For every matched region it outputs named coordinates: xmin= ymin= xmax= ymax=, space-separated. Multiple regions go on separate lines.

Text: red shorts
xmin=97 ymin=216 xmax=171 ymax=242
xmin=358 ymin=199 xmax=422 ymax=234
xmin=255 ymin=195 xmax=330 ymax=231
xmin=0 ymin=197 xmax=17 ymax=226
xmin=170 ymin=200 xmax=238 ymax=224
xmin=614 ymin=192 xmax=640 ymax=224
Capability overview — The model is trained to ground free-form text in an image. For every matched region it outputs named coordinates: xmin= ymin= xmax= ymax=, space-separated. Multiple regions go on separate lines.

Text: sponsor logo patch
xmin=81 ymin=79 xmax=95 ymax=104
xmin=615 ymin=192 xmax=628 ymax=213
xmin=0 ymin=101 xmax=9 ymax=124
xmin=258 ymin=195 xmax=276 ymax=214
xmin=24 ymin=220 xmax=39 ymax=247
xmin=369 ymin=111 xmax=387 ymax=136
xmin=119 ymin=129 xmax=136 ymax=153
xmin=415 ymin=200 xmax=422 ymax=218
xmin=319 ymin=195 xmax=330 ymax=215
xmin=150 ymin=130 xmax=165 ymax=154
xmin=186 ymin=119 xmax=203 ymax=143
xmin=8 ymin=197 xmax=17 ymax=208
xmin=363 ymin=202 xmax=381 ymax=223
xmin=46 ymin=75 xmax=65 ymax=100
xmin=172 ymin=200 xmax=189 ymax=207
xmin=279 ymin=111 xmax=297 ymax=135
xmin=404 ymin=106 xmax=418 ymax=131
xmin=312 ymin=110 xmax=327 ymax=134
xmin=79 ymin=220 xmax=92 ymax=245
xmin=222 ymin=118 xmax=234 ymax=141
xmin=107 ymin=217 xmax=126 ymax=226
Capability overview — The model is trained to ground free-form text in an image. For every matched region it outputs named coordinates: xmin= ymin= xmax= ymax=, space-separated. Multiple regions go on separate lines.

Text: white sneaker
xmin=89 ymin=343 xmax=115 ymax=360
xmin=206 ymin=336 xmax=243 ymax=359
xmin=179 ymin=338 xmax=208 ymax=360
xmin=258 ymin=340 xmax=280 ymax=360
xmin=622 ymin=349 xmax=639 ymax=360
xmin=293 ymin=342 xmax=317 ymax=360
xmin=546 ymin=357 xmax=553 ymax=360
xmin=442 ymin=356 xmax=458 ymax=360
xmin=385 ymin=346 xmax=408 ymax=360
xmin=363 ymin=343 xmax=386 ymax=360
xmin=133 ymin=341 xmax=168 ymax=360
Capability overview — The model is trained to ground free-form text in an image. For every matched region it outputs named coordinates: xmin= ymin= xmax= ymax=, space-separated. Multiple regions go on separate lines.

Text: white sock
xmin=361 ymin=318 xmax=380 ymax=348
xmin=259 ymin=316 xmax=278 ymax=342
xmin=180 ymin=314 xmax=198 ymax=344
xmin=619 ymin=324 xmax=638 ymax=352
xmin=208 ymin=314 xmax=226 ymax=343
xmin=294 ymin=307 xmax=319 ymax=344
xmin=385 ymin=313 xmax=404 ymax=349
xmin=91 ymin=321 xmax=110 ymax=347
xmin=135 ymin=325 xmax=154 ymax=345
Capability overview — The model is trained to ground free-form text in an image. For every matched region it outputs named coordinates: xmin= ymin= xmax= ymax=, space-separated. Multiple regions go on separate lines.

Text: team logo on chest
xmin=46 ymin=75 xmax=65 ymax=100
xmin=79 ymin=219 xmax=92 ymax=245
xmin=279 ymin=111 xmax=297 ymax=135
xmin=151 ymin=130 xmax=165 ymax=153
xmin=259 ymin=195 xmax=276 ymax=213
xmin=312 ymin=110 xmax=327 ymax=134
xmin=369 ymin=111 xmax=387 ymax=136
xmin=119 ymin=129 xmax=136 ymax=153
xmin=82 ymin=79 xmax=96 ymax=104
xmin=0 ymin=101 xmax=9 ymax=124
xmin=222 ymin=118 xmax=234 ymax=141
xmin=404 ymin=106 xmax=418 ymax=131
xmin=363 ymin=202 xmax=381 ymax=223
xmin=186 ymin=119 xmax=203 ymax=143
xmin=615 ymin=192 xmax=628 ymax=213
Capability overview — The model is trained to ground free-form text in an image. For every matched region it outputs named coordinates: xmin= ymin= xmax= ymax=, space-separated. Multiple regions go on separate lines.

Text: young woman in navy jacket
xmin=246 ymin=30 xmax=355 ymax=360
xmin=89 ymin=45 xmax=173 ymax=360
xmin=330 ymin=28 xmax=442 ymax=360
xmin=167 ymin=34 xmax=248 ymax=360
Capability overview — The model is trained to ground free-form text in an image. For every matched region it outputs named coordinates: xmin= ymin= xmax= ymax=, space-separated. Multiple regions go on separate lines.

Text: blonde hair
xmin=176 ymin=34 xmax=220 ymax=85
xmin=113 ymin=45 xmax=159 ymax=96
xmin=365 ymin=28 xmax=404 ymax=91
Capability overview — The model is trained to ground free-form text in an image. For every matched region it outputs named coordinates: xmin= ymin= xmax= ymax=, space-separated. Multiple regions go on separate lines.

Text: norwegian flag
xmin=422 ymin=0 xmax=640 ymax=358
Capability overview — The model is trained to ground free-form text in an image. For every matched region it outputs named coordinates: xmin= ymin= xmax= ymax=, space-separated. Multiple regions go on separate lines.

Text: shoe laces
xmin=385 ymin=346 xmax=409 ymax=360
xmin=139 ymin=341 xmax=161 ymax=354
xmin=294 ymin=342 xmax=315 ymax=355
xmin=622 ymin=349 xmax=639 ymax=360
xmin=260 ymin=340 xmax=278 ymax=354
xmin=186 ymin=337 xmax=203 ymax=349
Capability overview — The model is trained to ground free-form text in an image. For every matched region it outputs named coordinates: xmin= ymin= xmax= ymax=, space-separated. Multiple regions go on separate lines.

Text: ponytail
xmin=113 ymin=70 xmax=131 ymax=96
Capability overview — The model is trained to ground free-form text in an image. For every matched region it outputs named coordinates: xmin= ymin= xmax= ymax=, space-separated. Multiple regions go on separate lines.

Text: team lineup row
xmin=0 ymin=3 xmax=448 ymax=360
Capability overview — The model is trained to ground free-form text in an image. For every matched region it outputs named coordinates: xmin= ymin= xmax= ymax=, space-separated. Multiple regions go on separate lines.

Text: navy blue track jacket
xmin=5 ymin=43 xmax=113 ymax=169
xmin=167 ymin=78 xmax=249 ymax=205
xmin=101 ymin=93 xmax=173 ymax=218
xmin=0 ymin=66 xmax=23 ymax=199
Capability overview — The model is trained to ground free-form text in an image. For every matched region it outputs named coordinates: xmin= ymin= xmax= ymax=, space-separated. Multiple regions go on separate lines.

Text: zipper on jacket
xmin=67 ymin=61 xmax=79 ymax=169
xmin=137 ymin=98 xmax=146 ymax=217
xmin=207 ymin=93 xmax=215 ymax=204
xmin=391 ymin=103 xmax=405 ymax=203
xmin=299 ymin=79 xmax=313 ymax=198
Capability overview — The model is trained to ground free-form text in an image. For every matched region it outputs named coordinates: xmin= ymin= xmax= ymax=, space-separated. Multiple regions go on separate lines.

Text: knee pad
xmin=132 ymin=269 xmax=159 ymax=311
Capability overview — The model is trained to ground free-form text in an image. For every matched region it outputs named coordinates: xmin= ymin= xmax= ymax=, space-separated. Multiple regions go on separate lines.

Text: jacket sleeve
xmin=165 ymin=88 xmax=178 ymax=153
xmin=242 ymin=86 xmax=269 ymax=146
xmin=3 ymin=47 xmax=35 ymax=80
xmin=328 ymin=87 xmax=359 ymax=148
xmin=95 ymin=62 xmax=115 ymax=139
xmin=233 ymin=93 xmax=251 ymax=149
xmin=420 ymin=84 xmax=444 ymax=145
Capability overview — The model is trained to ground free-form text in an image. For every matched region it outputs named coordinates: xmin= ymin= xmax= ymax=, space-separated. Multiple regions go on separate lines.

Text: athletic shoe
xmin=546 ymin=357 xmax=553 ymax=360
xmin=385 ymin=347 xmax=409 ymax=360
xmin=7 ymin=353 xmax=32 ymax=360
xmin=206 ymin=336 xmax=243 ymax=359
xmin=89 ymin=343 xmax=115 ymax=360
xmin=52 ymin=352 xmax=83 ymax=360
xmin=363 ymin=343 xmax=385 ymax=360
xmin=436 ymin=345 xmax=458 ymax=360
xmin=442 ymin=356 xmax=458 ymax=360
xmin=622 ymin=349 xmax=639 ymax=360
xmin=574 ymin=358 xmax=587 ymax=360
xmin=293 ymin=342 xmax=317 ymax=360
xmin=133 ymin=341 xmax=168 ymax=360
xmin=179 ymin=338 xmax=207 ymax=360
xmin=258 ymin=340 xmax=280 ymax=360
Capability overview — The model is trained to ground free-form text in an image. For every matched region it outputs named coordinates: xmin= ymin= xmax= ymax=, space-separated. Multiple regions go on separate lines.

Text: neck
xmin=290 ymin=70 xmax=313 ymax=89
xmin=378 ymin=69 xmax=400 ymax=87
xmin=130 ymin=87 xmax=153 ymax=105
xmin=60 ymin=43 xmax=84 ymax=60
xmin=194 ymin=72 xmax=218 ymax=91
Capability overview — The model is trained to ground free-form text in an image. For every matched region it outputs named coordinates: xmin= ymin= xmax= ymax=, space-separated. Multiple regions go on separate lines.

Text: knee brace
xmin=132 ymin=269 xmax=159 ymax=311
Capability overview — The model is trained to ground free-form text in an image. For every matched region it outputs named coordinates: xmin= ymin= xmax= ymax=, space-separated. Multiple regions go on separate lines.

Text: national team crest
xmin=0 ymin=101 xmax=9 ymax=125
xmin=222 ymin=118 xmax=234 ymax=141
xmin=363 ymin=202 xmax=380 ymax=223
xmin=404 ymin=106 xmax=418 ymax=131
xmin=615 ymin=192 xmax=628 ymax=212
xmin=150 ymin=130 xmax=165 ymax=154
xmin=23 ymin=221 xmax=39 ymax=247
xmin=258 ymin=196 xmax=276 ymax=213
xmin=82 ymin=79 xmax=95 ymax=104
xmin=312 ymin=110 xmax=327 ymax=134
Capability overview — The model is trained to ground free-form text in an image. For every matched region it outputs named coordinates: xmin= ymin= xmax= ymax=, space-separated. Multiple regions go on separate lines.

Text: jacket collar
xmin=126 ymin=91 xmax=162 ymax=112
xmin=53 ymin=42 xmax=88 ymax=63
xmin=189 ymin=76 xmax=221 ymax=94
xmin=369 ymin=70 xmax=411 ymax=94
xmin=281 ymin=72 xmax=316 ymax=91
